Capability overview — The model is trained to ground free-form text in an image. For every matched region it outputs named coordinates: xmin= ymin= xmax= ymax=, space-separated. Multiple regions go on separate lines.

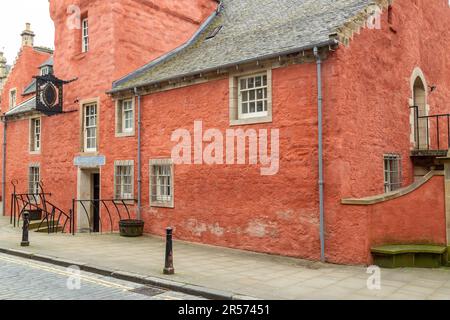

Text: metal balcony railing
xmin=410 ymin=106 xmax=450 ymax=151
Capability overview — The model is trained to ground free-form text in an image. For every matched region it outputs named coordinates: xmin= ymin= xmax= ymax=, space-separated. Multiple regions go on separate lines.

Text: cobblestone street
xmin=0 ymin=253 xmax=203 ymax=300
xmin=1 ymin=217 xmax=450 ymax=300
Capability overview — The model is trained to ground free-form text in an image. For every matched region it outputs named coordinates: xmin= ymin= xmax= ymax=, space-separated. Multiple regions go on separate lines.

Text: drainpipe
xmin=1 ymin=115 xmax=7 ymax=216
xmin=134 ymin=88 xmax=142 ymax=220
xmin=313 ymin=46 xmax=325 ymax=263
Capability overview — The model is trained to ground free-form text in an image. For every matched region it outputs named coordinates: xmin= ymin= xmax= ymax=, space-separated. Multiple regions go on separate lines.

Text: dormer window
xmin=9 ymin=88 xmax=17 ymax=109
xmin=40 ymin=66 xmax=52 ymax=76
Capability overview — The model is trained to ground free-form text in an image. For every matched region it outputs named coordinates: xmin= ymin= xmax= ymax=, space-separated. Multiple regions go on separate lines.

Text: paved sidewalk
xmin=0 ymin=217 xmax=449 ymax=300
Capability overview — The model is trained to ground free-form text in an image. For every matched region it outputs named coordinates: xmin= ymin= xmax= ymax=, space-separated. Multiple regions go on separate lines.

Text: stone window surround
xmin=9 ymin=88 xmax=17 ymax=109
xmin=229 ymin=68 xmax=273 ymax=126
xmin=79 ymin=98 xmax=100 ymax=155
xmin=114 ymin=160 xmax=135 ymax=200
xmin=383 ymin=153 xmax=402 ymax=193
xmin=115 ymin=98 xmax=135 ymax=137
xmin=82 ymin=17 xmax=89 ymax=53
xmin=29 ymin=116 xmax=41 ymax=154
xmin=28 ymin=163 xmax=41 ymax=199
xmin=409 ymin=67 xmax=430 ymax=147
xmin=149 ymin=158 xmax=174 ymax=209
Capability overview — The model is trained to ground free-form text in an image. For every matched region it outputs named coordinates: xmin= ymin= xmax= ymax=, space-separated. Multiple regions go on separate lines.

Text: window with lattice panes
xmin=116 ymin=99 xmax=134 ymax=136
xmin=384 ymin=154 xmax=402 ymax=193
xmin=150 ymin=159 xmax=174 ymax=208
xmin=30 ymin=118 xmax=41 ymax=153
xmin=115 ymin=161 xmax=134 ymax=200
xmin=238 ymin=73 xmax=268 ymax=119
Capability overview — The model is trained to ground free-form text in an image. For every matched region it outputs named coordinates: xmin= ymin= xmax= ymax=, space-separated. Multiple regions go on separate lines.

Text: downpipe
xmin=1 ymin=115 xmax=6 ymax=217
xmin=313 ymin=47 xmax=326 ymax=263
xmin=134 ymin=88 xmax=142 ymax=220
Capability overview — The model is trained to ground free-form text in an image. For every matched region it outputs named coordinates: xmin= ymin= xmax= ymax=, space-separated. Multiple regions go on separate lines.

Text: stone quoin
xmin=0 ymin=0 xmax=449 ymax=266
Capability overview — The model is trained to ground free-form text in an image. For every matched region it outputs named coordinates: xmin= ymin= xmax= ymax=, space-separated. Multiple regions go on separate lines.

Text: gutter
xmin=134 ymin=88 xmax=142 ymax=220
xmin=313 ymin=47 xmax=325 ymax=263
xmin=109 ymin=39 xmax=339 ymax=95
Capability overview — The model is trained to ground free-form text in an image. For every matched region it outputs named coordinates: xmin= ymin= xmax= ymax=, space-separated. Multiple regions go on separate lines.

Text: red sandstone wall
xmin=323 ymin=0 xmax=450 ymax=264
xmin=1 ymin=0 xmax=449 ymax=266
xmin=101 ymin=63 xmax=323 ymax=260
xmin=342 ymin=176 xmax=446 ymax=264
xmin=2 ymin=0 xmax=218 ymax=221
xmin=0 ymin=47 xmax=51 ymax=110
xmin=112 ymin=0 xmax=217 ymax=80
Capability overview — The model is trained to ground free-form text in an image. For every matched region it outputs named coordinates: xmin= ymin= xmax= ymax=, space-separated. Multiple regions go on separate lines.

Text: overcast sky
xmin=0 ymin=0 xmax=54 ymax=63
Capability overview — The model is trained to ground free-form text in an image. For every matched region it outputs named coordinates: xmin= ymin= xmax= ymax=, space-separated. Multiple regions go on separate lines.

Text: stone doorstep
xmin=0 ymin=247 xmax=259 ymax=301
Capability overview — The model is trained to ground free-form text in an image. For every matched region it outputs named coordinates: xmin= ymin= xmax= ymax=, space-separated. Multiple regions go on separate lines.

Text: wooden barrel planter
xmin=119 ymin=219 xmax=144 ymax=237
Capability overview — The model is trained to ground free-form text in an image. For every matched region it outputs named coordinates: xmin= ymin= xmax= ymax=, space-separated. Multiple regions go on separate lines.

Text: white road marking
xmin=0 ymin=254 xmax=133 ymax=291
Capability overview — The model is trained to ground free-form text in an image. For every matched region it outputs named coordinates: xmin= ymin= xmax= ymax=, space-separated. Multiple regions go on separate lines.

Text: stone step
xmin=35 ymin=226 xmax=64 ymax=233
xmin=25 ymin=220 xmax=59 ymax=231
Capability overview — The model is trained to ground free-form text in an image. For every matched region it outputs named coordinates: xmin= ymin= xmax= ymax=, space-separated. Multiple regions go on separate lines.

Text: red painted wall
xmin=1 ymin=0 xmax=217 ymax=229
xmin=323 ymin=0 xmax=450 ymax=264
xmin=341 ymin=176 xmax=446 ymax=264
xmin=1 ymin=0 xmax=449 ymax=265
xmin=0 ymin=46 xmax=51 ymax=110
xmin=123 ymin=63 xmax=322 ymax=260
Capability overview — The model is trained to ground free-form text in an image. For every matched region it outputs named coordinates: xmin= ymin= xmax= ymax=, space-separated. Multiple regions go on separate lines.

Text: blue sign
xmin=74 ymin=155 xmax=106 ymax=167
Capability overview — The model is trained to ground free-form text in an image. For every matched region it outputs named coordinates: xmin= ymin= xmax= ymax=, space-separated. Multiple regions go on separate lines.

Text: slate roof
xmin=5 ymin=96 xmax=36 ymax=117
xmin=23 ymin=79 xmax=37 ymax=95
xmin=111 ymin=0 xmax=374 ymax=93
xmin=40 ymin=56 xmax=54 ymax=68
xmin=23 ymin=56 xmax=54 ymax=95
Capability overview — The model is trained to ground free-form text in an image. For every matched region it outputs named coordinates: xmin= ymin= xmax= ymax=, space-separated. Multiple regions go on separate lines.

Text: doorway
xmin=77 ymin=168 xmax=100 ymax=233
xmin=413 ymin=77 xmax=427 ymax=149
xmin=92 ymin=173 xmax=100 ymax=233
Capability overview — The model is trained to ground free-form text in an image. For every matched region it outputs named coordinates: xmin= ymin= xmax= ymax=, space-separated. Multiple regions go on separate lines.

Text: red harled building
xmin=1 ymin=0 xmax=450 ymax=266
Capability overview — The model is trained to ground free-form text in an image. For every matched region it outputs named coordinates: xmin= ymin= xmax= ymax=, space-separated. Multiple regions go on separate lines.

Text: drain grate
xmin=130 ymin=286 xmax=166 ymax=297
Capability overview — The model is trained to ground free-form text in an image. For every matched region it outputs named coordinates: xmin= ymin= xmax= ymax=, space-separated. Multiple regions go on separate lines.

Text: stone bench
xmin=371 ymin=245 xmax=447 ymax=268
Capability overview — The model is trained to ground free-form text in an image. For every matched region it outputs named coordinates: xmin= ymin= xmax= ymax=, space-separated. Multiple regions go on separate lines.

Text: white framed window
xmin=83 ymin=103 xmax=97 ymax=152
xmin=82 ymin=18 xmax=89 ymax=53
xmin=30 ymin=118 xmax=41 ymax=153
xmin=9 ymin=88 xmax=17 ymax=109
xmin=116 ymin=99 xmax=134 ymax=136
xmin=150 ymin=159 xmax=174 ymax=208
xmin=28 ymin=165 xmax=40 ymax=195
xmin=229 ymin=69 xmax=272 ymax=126
xmin=384 ymin=154 xmax=402 ymax=193
xmin=238 ymin=73 xmax=268 ymax=119
xmin=114 ymin=161 xmax=134 ymax=200
xmin=40 ymin=66 xmax=52 ymax=76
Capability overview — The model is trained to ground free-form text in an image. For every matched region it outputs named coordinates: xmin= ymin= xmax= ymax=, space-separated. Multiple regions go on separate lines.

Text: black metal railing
xmin=410 ymin=106 xmax=450 ymax=151
xmin=72 ymin=199 xmax=137 ymax=234
xmin=11 ymin=180 xmax=72 ymax=234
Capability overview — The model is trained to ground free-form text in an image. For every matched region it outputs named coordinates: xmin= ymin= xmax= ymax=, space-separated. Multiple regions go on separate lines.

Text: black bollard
xmin=163 ymin=227 xmax=175 ymax=275
xmin=21 ymin=212 xmax=30 ymax=247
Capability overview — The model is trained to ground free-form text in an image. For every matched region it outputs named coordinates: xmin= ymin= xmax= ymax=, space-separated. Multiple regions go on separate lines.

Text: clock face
xmin=36 ymin=75 xmax=63 ymax=115
xmin=42 ymin=83 xmax=57 ymax=107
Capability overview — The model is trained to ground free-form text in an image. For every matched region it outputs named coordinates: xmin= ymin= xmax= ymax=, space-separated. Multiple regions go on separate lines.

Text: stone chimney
xmin=0 ymin=51 xmax=6 ymax=77
xmin=21 ymin=23 xmax=35 ymax=47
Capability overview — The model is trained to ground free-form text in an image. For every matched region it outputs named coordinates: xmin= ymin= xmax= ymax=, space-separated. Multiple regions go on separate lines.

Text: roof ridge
xmin=111 ymin=2 xmax=221 ymax=91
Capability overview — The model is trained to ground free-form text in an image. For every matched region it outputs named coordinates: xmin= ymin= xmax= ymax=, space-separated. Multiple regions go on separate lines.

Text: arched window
xmin=410 ymin=68 xmax=428 ymax=150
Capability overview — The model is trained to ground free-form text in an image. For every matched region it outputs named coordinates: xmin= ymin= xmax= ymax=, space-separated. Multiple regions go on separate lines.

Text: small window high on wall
xmin=82 ymin=18 xmax=89 ymax=53
xmin=30 ymin=118 xmax=41 ymax=153
xmin=384 ymin=154 xmax=402 ymax=193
